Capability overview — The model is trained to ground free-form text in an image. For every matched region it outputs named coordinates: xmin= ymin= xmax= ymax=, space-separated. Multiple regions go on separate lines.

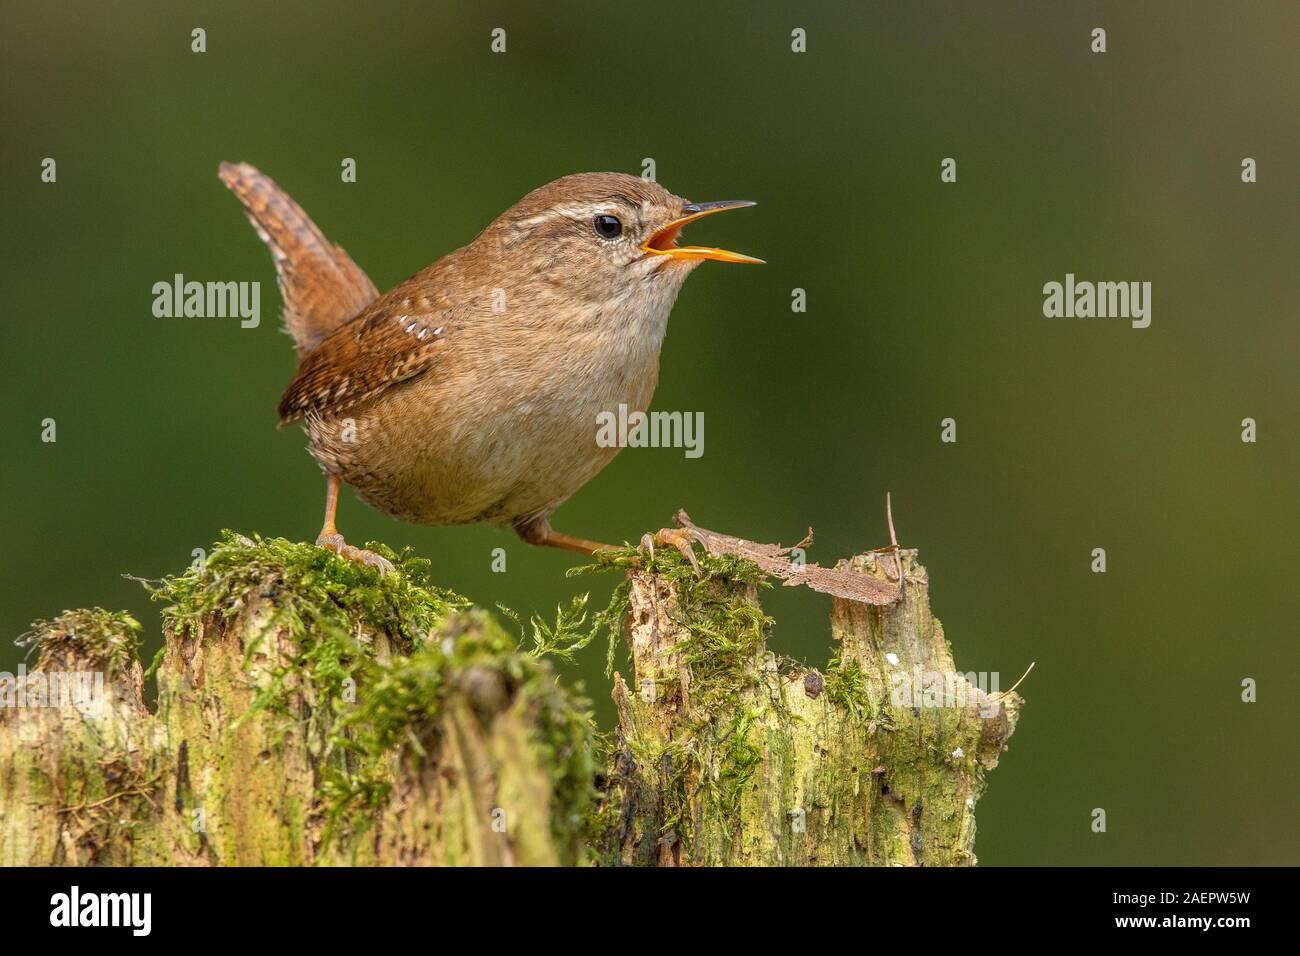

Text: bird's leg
xmin=314 ymin=475 xmax=395 ymax=574
xmin=514 ymin=516 xmax=617 ymax=556
xmin=513 ymin=516 xmax=698 ymax=573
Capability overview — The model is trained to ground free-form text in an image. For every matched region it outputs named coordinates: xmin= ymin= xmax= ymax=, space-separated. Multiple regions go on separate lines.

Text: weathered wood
xmin=0 ymin=535 xmax=594 ymax=866
xmin=1 ymin=522 xmax=1023 ymax=867
xmin=595 ymin=524 xmax=1022 ymax=866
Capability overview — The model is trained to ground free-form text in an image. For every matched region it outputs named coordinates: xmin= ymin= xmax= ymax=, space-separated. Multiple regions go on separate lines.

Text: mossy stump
xmin=594 ymin=547 xmax=1022 ymax=866
xmin=1 ymin=525 xmax=1022 ymax=866
xmin=0 ymin=534 xmax=595 ymax=866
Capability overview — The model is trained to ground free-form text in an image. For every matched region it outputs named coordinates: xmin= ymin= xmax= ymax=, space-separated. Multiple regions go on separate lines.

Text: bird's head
xmin=481 ymin=172 xmax=761 ymax=306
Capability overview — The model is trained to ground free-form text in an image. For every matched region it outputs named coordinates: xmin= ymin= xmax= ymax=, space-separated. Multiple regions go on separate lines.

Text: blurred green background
xmin=2 ymin=1 xmax=1296 ymax=865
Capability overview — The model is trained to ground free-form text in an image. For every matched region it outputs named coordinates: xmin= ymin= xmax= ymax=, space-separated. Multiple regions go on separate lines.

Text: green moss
xmin=567 ymin=549 xmax=637 ymax=677
xmin=616 ymin=712 xmax=695 ymax=856
xmin=572 ymin=541 xmax=770 ymax=699
xmin=497 ymin=593 xmax=596 ymax=663
xmin=139 ymin=533 xmax=467 ymax=849
xmin=572 ymin=538 xmax=766 ymax=589
xmin=136 ymin=532 xmax=601 ymax=864
xmin=574 ymin=543 xmax=773 ymax=716
xmin=576 ymin=542 xmax=777 ymax=862
xmin=670 ymin=601 xmax=769 ymax=713
xmin=322 ymin=609 xmax=597 ymax=860
xmin=707 ymin=707 xmax=762 ymax=821
xmin=315 ymin=612 xmax=491 ymax=838
xmin=521 ymin=671 xmax=600 ymax=862
xmin=18 ymin=608 xmax=142 ymax=673
xmin=142 ymin=531 xmax=469 ymax=714
xmin=144 ymin=531 xmax=468 ymax=648
xmin=824 ymin=654 xmax=870 ymax=722
xmin=331 ymin=611 xmax=512 ymax=759
xmin=591 ymin=578 xmax=632 ymax=677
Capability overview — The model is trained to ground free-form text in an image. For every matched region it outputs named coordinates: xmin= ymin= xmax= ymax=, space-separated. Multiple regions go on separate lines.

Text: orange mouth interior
xmin=645 ymin=222 xmax=686 ymax=252
xmin=640 ymin=201 xmax=763 ymax=264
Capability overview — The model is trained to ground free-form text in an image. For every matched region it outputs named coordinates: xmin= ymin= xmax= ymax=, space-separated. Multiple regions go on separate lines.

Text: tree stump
xmin=1 ymin=517 xmax=1022 ymax=866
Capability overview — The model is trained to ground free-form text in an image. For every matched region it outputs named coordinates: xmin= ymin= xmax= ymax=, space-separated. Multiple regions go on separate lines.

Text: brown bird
xmin=219 ymin=163 xmax=761 ymax=572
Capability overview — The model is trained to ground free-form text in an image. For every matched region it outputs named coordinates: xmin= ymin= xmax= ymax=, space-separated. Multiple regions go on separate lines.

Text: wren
xmin=219 ymin=163 xmax=760 ymax=572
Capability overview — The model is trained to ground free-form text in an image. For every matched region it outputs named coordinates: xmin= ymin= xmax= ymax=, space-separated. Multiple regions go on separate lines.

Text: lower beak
xmin=641 ymin=200 xmax=763 ymax=264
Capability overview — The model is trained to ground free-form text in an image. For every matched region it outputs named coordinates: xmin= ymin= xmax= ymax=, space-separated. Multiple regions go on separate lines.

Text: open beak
xmin=640 ymin=200 xmax=763 ymax=264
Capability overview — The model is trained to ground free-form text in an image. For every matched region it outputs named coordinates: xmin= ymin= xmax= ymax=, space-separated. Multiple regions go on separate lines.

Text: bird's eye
xmin=592 ymin=214 xmax=623 ymax=240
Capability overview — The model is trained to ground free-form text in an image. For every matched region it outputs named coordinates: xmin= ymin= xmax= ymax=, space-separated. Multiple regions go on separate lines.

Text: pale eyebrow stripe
xmin=513 ymin=197 xmax=651 ymax=229
xmin=514 ymin=202 xmax=603 ymax=228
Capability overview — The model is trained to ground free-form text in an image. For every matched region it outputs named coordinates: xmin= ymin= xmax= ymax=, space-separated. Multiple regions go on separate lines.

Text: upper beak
xmin=640 ymin=200 xmax=763 ymax=264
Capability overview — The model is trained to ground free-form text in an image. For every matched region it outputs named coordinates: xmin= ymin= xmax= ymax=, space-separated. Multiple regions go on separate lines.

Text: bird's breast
xmin=308 ymin=278 xmax=683 ymax=527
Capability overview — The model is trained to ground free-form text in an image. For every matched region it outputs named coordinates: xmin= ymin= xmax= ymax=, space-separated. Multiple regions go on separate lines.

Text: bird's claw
xmin=316 ymin=532 xmax=346 ymax=551
xmin=638 ymin=527 xmax=702 ymax=576
xmin=315 ymin=532 xmax=396 ymax=576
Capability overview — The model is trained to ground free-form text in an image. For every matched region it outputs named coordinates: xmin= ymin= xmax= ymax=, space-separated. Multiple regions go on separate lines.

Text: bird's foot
xmin=638 ymin=527 xmax=702 ymax=575
xmin=315 ymin=531 xmax=395 ymax=576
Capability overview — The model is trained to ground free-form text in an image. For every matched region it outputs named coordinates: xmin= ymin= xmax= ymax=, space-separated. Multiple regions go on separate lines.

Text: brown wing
xmin=276 ymin=299 xmax=453 ymax=425
xmin=219 ymin=162 xmax=379 ymax=358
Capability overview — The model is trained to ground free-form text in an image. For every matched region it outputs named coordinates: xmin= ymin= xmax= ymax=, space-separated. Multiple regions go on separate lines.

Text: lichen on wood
xmin=1 ymin=533 xmax=596 ymax=866
xmin=1 ymin=517 xmax=1023 ymax=867
xmin=589 ymin=519 xmax=1023 ymax=866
